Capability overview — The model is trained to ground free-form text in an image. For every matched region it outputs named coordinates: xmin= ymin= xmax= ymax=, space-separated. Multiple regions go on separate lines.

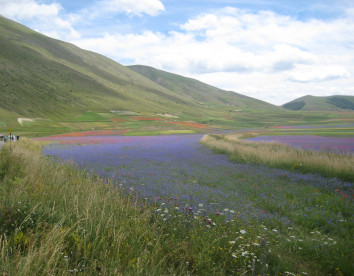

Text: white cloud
xmin=1 ymin=2 xmax=353 ymax=105
xmin=286 ymin=65 xmax=350 ymax=83
xmin=0 ymin=0 xmax=61 ymax=20
xmin=76 ymin=7 xmax=352 ymax=78
xmin=99 ymin=0 xmax=165 ymax=16
xmin=0 ymin=0 xmax=81 ymax=40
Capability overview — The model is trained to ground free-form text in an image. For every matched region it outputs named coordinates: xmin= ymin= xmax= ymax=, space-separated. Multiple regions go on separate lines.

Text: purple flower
xmin=41 ymin=133 xmax=353 ymax=229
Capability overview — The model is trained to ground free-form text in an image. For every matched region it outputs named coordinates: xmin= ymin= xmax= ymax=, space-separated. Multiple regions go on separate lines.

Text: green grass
xmin=110 ymin=111 xmax=140 ymax=115
xmin=0 ymin=139 xmax=266 ymax=275
xmin=73 ymin=112 xmax=110 ymax=122
xmin=1 ymin=138 xmax=353 ymax=275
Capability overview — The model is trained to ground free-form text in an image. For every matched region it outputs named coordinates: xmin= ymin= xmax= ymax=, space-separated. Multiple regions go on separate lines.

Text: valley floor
xmin=1 ymin=134 xmax=353 ymax=275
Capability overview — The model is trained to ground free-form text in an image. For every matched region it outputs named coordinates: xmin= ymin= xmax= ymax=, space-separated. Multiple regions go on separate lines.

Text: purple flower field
xmin=274 ymin=124 xmax=354 ymax=129
xmin=246 ymin=135 xmax=354 ymax=154
xmin=42 ymin=134 xmax=353 ymax=227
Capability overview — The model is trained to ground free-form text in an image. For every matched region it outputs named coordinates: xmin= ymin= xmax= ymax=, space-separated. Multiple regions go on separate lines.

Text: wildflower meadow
xmin=1 ymin=133 xmax=353 ymax=275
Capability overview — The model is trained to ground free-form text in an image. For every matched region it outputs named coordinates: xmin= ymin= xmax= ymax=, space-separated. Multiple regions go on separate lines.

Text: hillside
xmin=128 ymin=65 xmax=277 ymax=110
xmin=2 ymin=16 xmax=351 ymax=137
xmin=282 ymin=95 xmax=354 ymax=111
xmin=0 ymin=16 xmax=205 ymax=119
xmin=0 ymin=16 xmax=290 ymax=136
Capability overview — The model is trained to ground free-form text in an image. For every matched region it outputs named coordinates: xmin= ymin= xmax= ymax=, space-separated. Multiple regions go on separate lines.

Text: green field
xmin=1 ymin=108 xmax=353 ymax=138
xmin=73 ymin=112 xmax=110 ymax=122
xmin=125 ymin=130 xmax=196 ymax=136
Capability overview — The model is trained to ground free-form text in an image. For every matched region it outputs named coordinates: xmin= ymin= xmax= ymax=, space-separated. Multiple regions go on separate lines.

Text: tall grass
xmin=0 ymin=139 xmax=195 ymax=275
xmin=1 ymin=139 xmax=353 ymax=275
xmin=200 ymin=134 xmax=354 ymax=182
xmin=1 ymin=139 xmax=269 ymax=275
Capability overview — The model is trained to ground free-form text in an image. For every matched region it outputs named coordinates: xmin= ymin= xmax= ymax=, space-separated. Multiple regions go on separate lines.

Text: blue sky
xmin=1 ymin=0 xmax=353 ymax=104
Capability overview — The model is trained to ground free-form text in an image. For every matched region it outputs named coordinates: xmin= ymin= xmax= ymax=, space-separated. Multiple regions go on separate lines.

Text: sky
xmin=1 ymin=0 xmax=354 ymax=105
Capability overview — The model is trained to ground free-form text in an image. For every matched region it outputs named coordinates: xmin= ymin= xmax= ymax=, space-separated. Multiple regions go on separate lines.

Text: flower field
xmin=246 ymin=135 xmax=354 ymax=154
xmin=40 ymin=133 xmax=354 ymax=274
xmin=131 ymin=116 xmax=163 ymax=121
xmin=273 ymin=124 xmax=354 ymax=129
xmin=167 ymin=122 xmax=210 ymax=129
xmin=42 ymin=134 xmax=353 ymax=213
xmin=42 ymin=129 xmax=129 ymax=138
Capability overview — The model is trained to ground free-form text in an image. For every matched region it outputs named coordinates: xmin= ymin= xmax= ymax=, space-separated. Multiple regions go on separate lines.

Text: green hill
xmin=128 ymin=65 xmax=276 ymax=110
xmin=0 ymin=16 xmax=201 ymax=119
xmin=2 ymin=16 xmax=350 ymax=136
xmin=282 ymin=95 xmax=354 ymax=111
xmin=0 ymin=16 xmax=287 ymax=136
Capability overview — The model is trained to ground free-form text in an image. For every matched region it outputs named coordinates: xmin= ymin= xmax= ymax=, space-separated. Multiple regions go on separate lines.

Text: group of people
xmin=0 ymin=134 xmax=20 ymax=142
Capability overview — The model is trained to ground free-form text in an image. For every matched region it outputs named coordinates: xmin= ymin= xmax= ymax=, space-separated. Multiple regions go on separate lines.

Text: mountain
xmin=0 ymin=16 xmax=278 ymax=120
xmin=282 ymin=95 xmax=354 ymax=111
xmin=4 ymin=16 xmax=328 ymax=137
xmin=128 ymin=65 xmax=277 ymax=110
xmin=0 ymin=16 xmax=206 ymax=120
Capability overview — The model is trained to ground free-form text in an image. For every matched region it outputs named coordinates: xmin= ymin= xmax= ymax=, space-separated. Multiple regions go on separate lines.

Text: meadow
xmin=2 ymin=133 xmax=350 ymax=275
xmin=1 ymin=15 xmax=353 ymax=275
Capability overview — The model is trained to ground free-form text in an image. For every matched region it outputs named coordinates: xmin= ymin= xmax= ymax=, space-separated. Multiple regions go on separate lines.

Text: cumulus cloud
xmin=75 ymin=6 xmax=351 ymax=105
xmin=98 ymin=0 xmax=165 ymax=16
xmin=73 ymin=7 xmax=353 ymax=75
xmin=1 ymin=1 xmax=353 ymax=105
xmin=287 ymin=65 xmax=350 ymax=83
xmin=0 ymin=0 xmax=61 ymax=20
xmin=0 ymin=0 xmax=80 ymax=40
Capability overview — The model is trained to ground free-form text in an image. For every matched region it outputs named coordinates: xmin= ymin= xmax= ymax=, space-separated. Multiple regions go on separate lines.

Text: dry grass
xmin=0 ymin=139 xmax=185 ymax=275
xmin=201 ymin=134 xmax=354 ymax=182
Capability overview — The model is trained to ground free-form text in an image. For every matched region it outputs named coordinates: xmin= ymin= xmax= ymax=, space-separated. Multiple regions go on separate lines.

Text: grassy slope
xmin=282 ymin=95 xmax=354 ymax=111
xmin=128 ymin=65 xmax=277 ymax=110
xmin=0 ymin=16 xmax=205 ymax=120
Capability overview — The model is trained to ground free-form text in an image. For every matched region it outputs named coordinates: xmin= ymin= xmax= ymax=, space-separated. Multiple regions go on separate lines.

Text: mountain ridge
xmin=128 ymin=65 xmax=276 ymax=110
